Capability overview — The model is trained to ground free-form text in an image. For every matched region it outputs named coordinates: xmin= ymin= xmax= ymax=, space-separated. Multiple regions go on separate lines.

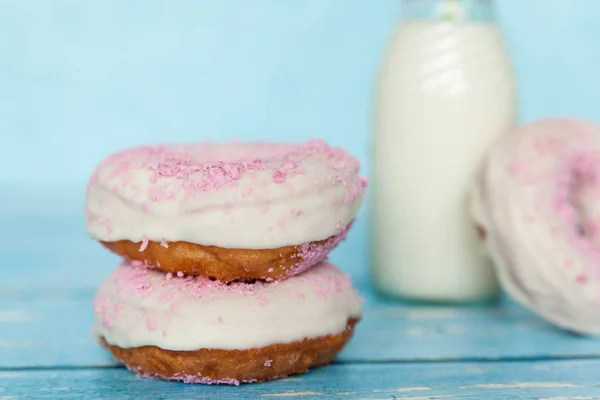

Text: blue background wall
xmin=0 ymin=0 xmax=598 ymax=209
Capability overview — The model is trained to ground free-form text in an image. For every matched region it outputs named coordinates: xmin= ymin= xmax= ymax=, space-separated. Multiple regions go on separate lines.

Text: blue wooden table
xmin=3 ymin=212 xmax=600 ymax=399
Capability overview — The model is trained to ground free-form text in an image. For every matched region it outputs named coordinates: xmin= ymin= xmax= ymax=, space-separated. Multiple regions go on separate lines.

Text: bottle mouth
xmin=401 ymin=0 xmax=496 ymax=23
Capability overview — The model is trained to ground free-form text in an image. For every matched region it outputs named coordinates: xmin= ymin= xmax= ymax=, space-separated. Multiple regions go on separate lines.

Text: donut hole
xmin=568 ymin=153 xmax=600 ymax=243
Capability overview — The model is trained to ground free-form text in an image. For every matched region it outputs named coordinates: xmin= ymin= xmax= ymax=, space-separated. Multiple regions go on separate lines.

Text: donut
xmin=93 ymin=260 xmax=362 ymax=384
xmin=86 ymin=141 xmax=366 ymax=282
xmin=472 ymin=118 xmax=600 ymax=335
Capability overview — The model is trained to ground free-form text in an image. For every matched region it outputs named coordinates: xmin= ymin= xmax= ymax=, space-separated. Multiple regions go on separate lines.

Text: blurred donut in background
xmin=472 ymin=118 xmax=600 ymax=335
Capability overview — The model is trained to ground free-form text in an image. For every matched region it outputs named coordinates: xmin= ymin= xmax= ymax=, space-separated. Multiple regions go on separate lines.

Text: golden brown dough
xmin=100 ymin=319 xmax=358 ymax=385
xmin=101 ymin=231 xmax=344 ymax=282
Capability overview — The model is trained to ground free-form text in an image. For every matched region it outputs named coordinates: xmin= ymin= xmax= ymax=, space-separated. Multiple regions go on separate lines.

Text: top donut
xmin=86 ymin=140 xmax=366 ymax=282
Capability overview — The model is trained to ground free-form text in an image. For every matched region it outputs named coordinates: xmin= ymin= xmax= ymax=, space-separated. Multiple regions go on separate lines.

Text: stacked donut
xmin=87 ymin=140 xmax=366 ymax=384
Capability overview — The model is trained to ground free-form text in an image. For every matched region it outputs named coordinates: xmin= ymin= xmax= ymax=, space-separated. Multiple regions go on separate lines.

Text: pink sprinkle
xmin=264 ymin=360 xmax=273 ymax=367
xmin=291 ymin=209 xmax=303 ymax=217
xmin=577 ymin=273 xmax=589 ymax=284
xmin=288 ymin=222 xmax=351 ymax=278
xmin=242 ymin=187 xmax=253 ymax=198
xmin=257 ymin=295 xmax=268 ymax=307
xmin=217 ymin=316 xmax=224 ymax=323
xmin=359 ymin=176 xmax=369 ymax=187
xmin=130 ymin=260 xmax=146 ymax=267
xmin=98 ymin=217 xmax=113 ymax=239
xmin=162 ymin=330 xmax=167 ymax=337
xmin=272 ymin=169 xmax=286 ymax=184
xmin=177 ymin=271 xmax=184 ymax=278
xmin=278 ymin=218 xmax=286 ymax=231
xmin=282 ymin=160 xmax=297 ymax=170
xmin=344 ymin=183 xmax=359 ymax=204
xmin=148 ymin=187 xmax=175 ymax=202
xmin=114 ymin=304 xmax=124 ymax=317
xmin=147 ymin=315 xmax=157 ymax=331
xmin=160 ymin=239 xmax=169 ymax=249
xmin=332 ymin=159 xmax=346 ymax=170
xmin=171 ymin=303 xmax=178 ymax=311
xmin=141 ymin=203 xmax=150 ymax=213
xmin=103 ymin=315 xmax=113 ymax=328
xmin=315 ymin=171 xmax=325 ymax=184
xmin=139 ymin=236 xmax=149 ymax=252
xmin=208 ymin=166 xmax=223 ymax=177
xmin=313 ymin=283 xmax=329 ymax=298
xmin=223 ymin=163 xmax=240 ymax=180
xmin=508 ymin=162 xmax=526 ymax=175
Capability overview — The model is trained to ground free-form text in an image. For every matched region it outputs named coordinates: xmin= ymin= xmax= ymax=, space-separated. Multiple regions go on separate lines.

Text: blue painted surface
xmin=6 ymin=213 xmax=600 ymax=396
xmin=4 ymin=360 xmax=600 ymax=399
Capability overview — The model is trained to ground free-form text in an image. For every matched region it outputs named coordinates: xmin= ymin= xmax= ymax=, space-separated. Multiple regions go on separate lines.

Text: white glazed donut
xmin=85 ymin=140 xmax=366 ymax=282
xmin=472 ymin=118 xmax=600 ymax=335
xmin=86 ymin=140 xmax=366 ymax=249
xmin=93 ymin=260 xmax=362 ymax=350
xmin=92 ymin=260 xmax=362 ymax=384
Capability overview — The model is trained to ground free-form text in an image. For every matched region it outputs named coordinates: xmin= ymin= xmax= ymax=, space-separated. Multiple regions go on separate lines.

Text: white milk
xmin=371 ymin=20 xmax=517 ymax=302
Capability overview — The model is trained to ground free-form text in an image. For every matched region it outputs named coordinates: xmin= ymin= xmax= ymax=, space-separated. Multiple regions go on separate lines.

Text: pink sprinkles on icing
xmin=86 ymin=140 xmax=365 ymax=245
xmin=289 ymin=222 xmax=352 ymax=278
xmin=147 ymin=315 xmax=157 ymax=331
xmin=93 ymin=261 xmax=354 ymax=333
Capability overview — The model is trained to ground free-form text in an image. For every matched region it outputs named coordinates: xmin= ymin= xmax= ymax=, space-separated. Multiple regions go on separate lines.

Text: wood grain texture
xmin=5 ymin=214 xmax=600 ymax=398
xmin=3 ymin=360 xmax=600 ymax=399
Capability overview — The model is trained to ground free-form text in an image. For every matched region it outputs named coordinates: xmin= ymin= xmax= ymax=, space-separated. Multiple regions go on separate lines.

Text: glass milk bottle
xmin=371 ymin=0 xmax=517 ymax=302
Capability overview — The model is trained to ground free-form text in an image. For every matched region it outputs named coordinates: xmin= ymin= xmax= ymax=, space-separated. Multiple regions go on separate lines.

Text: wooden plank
xmin=343 ymin=298 xmax=600 ymax=363
xmin=3 ymin=297 xmax=600 ymax=369
xmin=3 ymin=360 xmax=600 ymax=399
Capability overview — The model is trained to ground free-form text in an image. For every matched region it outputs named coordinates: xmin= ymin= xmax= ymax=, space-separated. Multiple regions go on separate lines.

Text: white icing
xmin=86 ymin=141 xmax=365 ymax=248
xmin=93 ymin=261 xmax=362 ymax=350
xmin=471 ymin=119 xmax=600 ymax=335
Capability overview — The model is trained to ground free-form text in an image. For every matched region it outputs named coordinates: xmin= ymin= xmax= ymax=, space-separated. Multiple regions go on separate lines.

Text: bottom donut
xmin=100 ymin=319 xmax=357 ymax=385
xmin=93 ymin=260 xmax=362 ymax=384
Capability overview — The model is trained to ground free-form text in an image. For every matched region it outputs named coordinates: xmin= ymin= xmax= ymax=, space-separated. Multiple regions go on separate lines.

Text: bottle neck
xmin=401 ymin=0 xmax=495 ymax=23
